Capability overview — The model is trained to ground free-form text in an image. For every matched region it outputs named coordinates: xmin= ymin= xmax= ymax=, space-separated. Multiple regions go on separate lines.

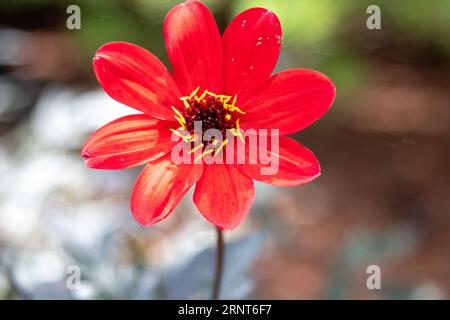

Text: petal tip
xmin=80 ymin=148 xmax=89 ymax=159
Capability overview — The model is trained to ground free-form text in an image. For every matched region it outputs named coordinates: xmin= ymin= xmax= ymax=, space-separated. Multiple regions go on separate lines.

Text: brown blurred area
xmin=254 ymin=29 xmax=450 ymax=299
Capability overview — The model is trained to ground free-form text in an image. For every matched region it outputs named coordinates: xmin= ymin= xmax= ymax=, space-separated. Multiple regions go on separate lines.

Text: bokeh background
xmin=0 ymin=0 xmax=449 ymax=299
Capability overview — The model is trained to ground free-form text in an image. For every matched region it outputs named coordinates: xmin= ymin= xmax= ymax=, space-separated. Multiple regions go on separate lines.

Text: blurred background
xmin=0 ymin=0 xmax=449 ymax=299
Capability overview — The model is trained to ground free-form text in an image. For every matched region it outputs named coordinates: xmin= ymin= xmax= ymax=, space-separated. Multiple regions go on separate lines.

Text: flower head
xmin=81 ymin=0 xmax=336 ymax=231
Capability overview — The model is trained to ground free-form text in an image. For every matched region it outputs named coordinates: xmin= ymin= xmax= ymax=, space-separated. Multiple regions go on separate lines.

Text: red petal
xmin=222 ymin=8 xmax=282 ymax=103
xmin=81 ymin=114 xmax=176 ymax=169
xmin=164 ymin=0 xmax=222 ymax=94
xmin=236 ymin=135 xmax=321 ymax=186
xmin=240 ymin=69 xmax=336 ymax=135
xmin=131 ymin=155 xmax=203 ymax=226
xmin=193 ymin=165 xmax=254 ymax=231
xmin=93 ymin=42 xmax=181 ymax=120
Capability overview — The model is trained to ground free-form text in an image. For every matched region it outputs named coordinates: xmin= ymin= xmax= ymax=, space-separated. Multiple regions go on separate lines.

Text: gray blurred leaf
xmin=160 ymin=231 xmax=265 ymax=299
xmin=29 ymin=281 xmax=73 ymax=300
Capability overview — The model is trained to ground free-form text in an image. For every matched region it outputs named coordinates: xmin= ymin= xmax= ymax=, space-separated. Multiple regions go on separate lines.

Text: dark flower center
xmin=170 ymin=88 xmax=245 ymax=160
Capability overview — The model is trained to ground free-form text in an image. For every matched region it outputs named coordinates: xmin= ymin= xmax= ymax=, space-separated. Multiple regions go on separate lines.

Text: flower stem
xmin=211 ymin=227 xmax=224 ymax=300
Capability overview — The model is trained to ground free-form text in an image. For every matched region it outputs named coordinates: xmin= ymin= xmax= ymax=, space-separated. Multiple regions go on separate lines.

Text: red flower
xmin=81 ymin=0 xmax=335 ymax=231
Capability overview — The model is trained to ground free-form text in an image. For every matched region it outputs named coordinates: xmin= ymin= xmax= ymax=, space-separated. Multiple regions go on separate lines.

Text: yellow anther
xmin=189 ymin=143 xmax=204 ymax=154
xmin=212 ymin=138 xmax=219 ymax=146
xmin=231 ymin=128 xmax=245 ymax=143
xmin=189 ymin=86 xmax=200 ymax=99
xmin=170 ymin=128 xmax=191 ymax=142
xmin=170 ymin=128 xmax=184 ymax=138
xmin=222 ymin=96 xmax=231 ymax=104
xmin=183 ymin=99 xmax=191 ymax=109
xmin=194 ymin=148 xmax=215 ymax=162
xmin=171 ymin=106 xmax=186 ymax=123
xmin=231 ymin=94 xmax=237 ymax=106
xmin=213 ymin=139 xmax=229 ymax=157
xmin=225 ymin=114 xmax=231 ymax=121
xmin=228 ymin=105 xmax=246 ymax=114
xmin=171 ymin=106 xmax=186 ymax=128
xmin=174 ymin=116 xmax=185 ymax=127
xmin=190 ymin=134 xmax=200 ymax=142
xmin=204 ymin=90 xmax=217 ymax=98
xmin=198 ymin=89 xmax=207 ymax=101
xmin=235 ymin=118 xmax=240 ymax=129
xmin=180 ymin=86 xmax=201 ymax=102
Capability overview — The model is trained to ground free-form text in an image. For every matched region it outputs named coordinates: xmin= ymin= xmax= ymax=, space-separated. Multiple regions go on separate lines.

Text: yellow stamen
xmin=189 ymin=143 xmax=204 ymax=154
xmin=179 ymin=86 xmax=201 ymax=102
xmin=189 ymin=86 xmax=200 ymax=99
xmin=225 ymin=114 xmax=231 ymax=121
xmin=198 ymin=89 xmax=207 ymax=101
xmin=170 ymin=128 xmax=184 ymax=138
xmin=192 ymin=134 xmax=201 ymax=142
xmin=194 ymin=148 xmax=215 ymax=162
xmin=174 ymin=116 xmax=185 ymax=127
xmin=183 ymin=99 xmax=191 ymax=109
xmin=228 ymin=105 xmax=246 ymax=114
xmin=171 ymin=106 xmax=186 ymax=123
xmin=170 ymin=128 xmax=191 ymax=142
xmin=231 ymin=128 xmax=245 ymax=143
xmin=204 ymin=90 xmax=217 ymax=98
xmin=221 ymin=96 xmax=231 ymax=104
xmin=213 ymin=139 xmax=228 ymax=157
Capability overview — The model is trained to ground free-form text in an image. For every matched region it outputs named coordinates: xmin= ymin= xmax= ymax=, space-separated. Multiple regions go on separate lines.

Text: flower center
xmin=170 ymin=87 xmax=245 ymax=160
